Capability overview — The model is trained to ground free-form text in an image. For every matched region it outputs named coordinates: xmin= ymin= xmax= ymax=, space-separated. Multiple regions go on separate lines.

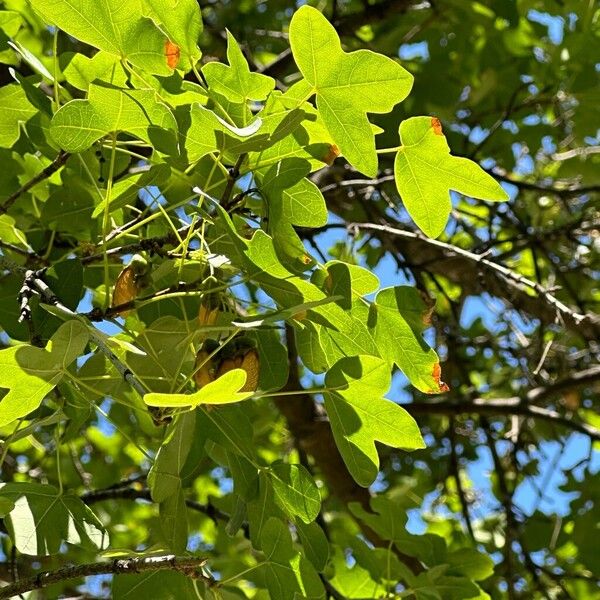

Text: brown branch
xmin=80 ymin=230 xmax=182 ymax=264
xmin=448 ymin=419 xmax=476 ymax=541
xmin=343 ymin=221 xmax=600 ymax=341
xmin=0 ymin=555 xmax=209 ymax=600
xmin=81 ymin=486 xmax=236 ymax=531
xmin=0 ymin=151 xmax=70 ymax=214
xmin=481 ymin=418 xmax=517 ymax=600
xmin=488 ymin=168 xmax=600 ymax=197
xmin=334 ymin=0 xmax=416 ymax=35
xmin=278 ymin=326 xmax=424 ymax=574
xmin=405 ymin=398 xmax=600 ymax=442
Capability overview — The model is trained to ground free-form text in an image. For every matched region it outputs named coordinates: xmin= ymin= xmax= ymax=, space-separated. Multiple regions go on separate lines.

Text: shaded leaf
xmin=268 ymin=462 xmax=321 ymax=524
xmin=0 ymin=482 xmax=107 ymax=555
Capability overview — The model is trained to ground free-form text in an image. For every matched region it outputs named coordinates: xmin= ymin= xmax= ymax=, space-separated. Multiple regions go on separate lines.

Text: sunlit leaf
xmin=394 ymin=116 xmax=509 ymax=237
xmin=30 ymin=0 xmax=173 ymax=75
xmin=289 ymin=5 xmax=413 ymax=176
xmin=0 ymin=320 xmax=88 ymax=427
xmin=368 ymin=286 xmax=448 ymax=394
xmin=324 ymin=355 xmax=425 ymax=487
xmin=144 ymin=368 xmax=254 ymax=408
xmin=50 ymin=83 xmax=177 ymax=152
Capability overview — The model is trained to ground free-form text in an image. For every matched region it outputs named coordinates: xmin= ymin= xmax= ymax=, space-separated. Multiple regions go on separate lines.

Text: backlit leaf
xmin=51 ymin=84 xmax=177 ymax=152
xmin=394 ymin=116 xmax=509 ymax=238
xmin=289 ymin=5 xmax=413 ymax=176
xmin=324 ymin=355 xmax=425 ymax=487
xmin=144 ymin=368 xmax=254 ymax=408
xmin=0 ymin=320 xmax=89 ymax=427
xmin=368 ymin=286 xmax=448 ymax=394
xmin=30 ymin=0 xmax=172 ymax=75
xmin=0 ymin=482 xmax=107 ymax=555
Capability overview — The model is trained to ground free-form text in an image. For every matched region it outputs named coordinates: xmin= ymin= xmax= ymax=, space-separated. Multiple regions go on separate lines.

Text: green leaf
xmin=144 ymin=369 xmax=254 ymax=408
xmin=247 ymin=472 xmax=283 ymax=549
xmin=260 ymin=157 xmax=327 ymax=268
xmin=61 ymin=51 xmax=128 ymax=91
xmin=0 ymin=214 xmax=28 ymax=246
xmin=368 ymin=286 xmax=448 ymax=394
xmin=394 ymin=116 xmax=509 ymax=238
xmin=0 ymin=320 xmax=89 ymax=427
xmin=0 ymin=82 xmax=37 ymax=147
xmin=126 ymin=316 xmax=195 ymax=394
xmin=203 ymin=29 xmax=274 ymax=106
xmin=148 ymin=411 xmax=196 ymax=502
xmin=323 ymin=355 xmax=425 ymax=487
xmin=113 ymin=570 xmax=196 ymax=600
xmin=289 ymin=5 xmax=413 ymax=176
xmin=159 ymin=487 xmax=188 ymax=553
xmin=184 ymin=104 xmax=267 ymax=161
xmin=143 ymin=0 xmax=202 ymax=71
xmin=50 ymin=83 xmax=177 ymax=152
xmin=30 ymin=0 xmax=173 ymax=75
xmin=197 ymin=404 xmax=255 ymax=461
xmin=251 ymin=328 xmax=289 ymax=393
xmin=268 ymin=462 xmax=321 ymax=524
xmin=446 ymin=548 xmax=495 ymax=581
xmin=296 ymin=520 xmax=329 ymax=572
xmin=0 ymin=482 xmax=107 ymax=555
xmin=329 ymin=547 xmax=387 ymax=598
xmin=257 ymin=517 xmax=326 ymax=600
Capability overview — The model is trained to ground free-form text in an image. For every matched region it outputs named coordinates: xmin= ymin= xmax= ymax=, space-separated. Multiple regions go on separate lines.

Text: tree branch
xmin=405 ymin=398 xmax=600 ymax=442
xmin=342 ymin=221 xmax=600 ymax=341
xmin=0 ymin=555 xmax=209 ymax=600
xmin=0 ymin=151 xmax=70 ymax=215
xmin=81 ymin=486 xmax=238 ymax=532
xmin=0 ymin=257 xmax=149 ymax=399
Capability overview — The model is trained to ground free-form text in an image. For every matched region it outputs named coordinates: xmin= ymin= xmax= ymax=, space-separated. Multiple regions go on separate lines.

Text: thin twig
xmin=448 ymin=419 xmax=476 ymax=541
xmin=349 ymin=222 xmax=599 ymax=331
xmin=0 ymin=151 xmax=70 ymax=214
xmin=405 ymin=396 xmax=600 ymax=442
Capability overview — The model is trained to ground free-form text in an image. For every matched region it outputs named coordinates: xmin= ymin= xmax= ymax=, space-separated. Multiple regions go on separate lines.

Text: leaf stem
xmin=102 ymin=133 xmax=118 ymax=309
xmin=376 ymin=146 xmax=401 ymax=154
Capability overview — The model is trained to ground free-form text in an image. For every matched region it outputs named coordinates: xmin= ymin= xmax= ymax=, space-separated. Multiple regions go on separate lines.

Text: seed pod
xmin=112 ymin=267 xmax=138 ymax=316
xmin=217 ymin=347 xmax=260 ymax=393
xmin=198 ymin=299 xmax=220 ymax=328
xmin=239 ymin=348 xmax=260 ymax=392
xmin=112 ymin=255 xmax=148 ymax=316
xmin=193 ymin=350 xmax=216 ymax=389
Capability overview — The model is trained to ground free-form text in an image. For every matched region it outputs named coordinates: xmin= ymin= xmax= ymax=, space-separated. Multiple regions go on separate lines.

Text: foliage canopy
xmin=0 ymin=1 xmax=598 ymax=599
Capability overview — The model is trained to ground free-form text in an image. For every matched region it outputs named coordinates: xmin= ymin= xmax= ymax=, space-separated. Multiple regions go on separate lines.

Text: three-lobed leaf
xmin=0 ymin=320 xmax=88 ymax=427
xmin=0 ymin=482 xmax=107 ymax=555
xmin=324 ymin=355 xmax=425 ymax=487
xmin=394 ymin=116 xmax=509 ymax=238
xmin=289 ymin=5 xmax=413 ymax=176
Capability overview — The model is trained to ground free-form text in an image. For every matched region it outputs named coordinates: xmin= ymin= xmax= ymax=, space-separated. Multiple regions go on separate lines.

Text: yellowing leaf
xmin=394 ymin=116 xmax=509 ymax=238
xmin=144 ymin=368 xmax=254 ymax=408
